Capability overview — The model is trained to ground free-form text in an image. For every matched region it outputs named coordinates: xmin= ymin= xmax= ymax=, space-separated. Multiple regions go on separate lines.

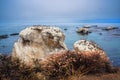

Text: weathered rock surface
xmin=74 ymin=40 xmax=110 ymax=62
xmin=12 ymin=26 xmax=67 ymax=66
xmin=76 ymin=28 xmax=91 ymax=35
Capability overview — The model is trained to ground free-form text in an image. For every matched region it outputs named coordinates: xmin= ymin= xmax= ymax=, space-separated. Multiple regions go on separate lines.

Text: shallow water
xmin=0 ymin=22 xmax=120 ymax=66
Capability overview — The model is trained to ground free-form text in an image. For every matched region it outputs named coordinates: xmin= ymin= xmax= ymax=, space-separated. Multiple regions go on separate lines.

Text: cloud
xmin=0 ymin=0 xmax=120 ymax=20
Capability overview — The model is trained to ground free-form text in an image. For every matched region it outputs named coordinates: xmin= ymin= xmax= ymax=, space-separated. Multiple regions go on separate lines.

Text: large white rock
xmin=12 ymin=26 xmax=67 ymax=66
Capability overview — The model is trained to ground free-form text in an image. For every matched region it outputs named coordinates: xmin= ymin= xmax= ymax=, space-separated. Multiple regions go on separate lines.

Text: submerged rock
xmin=99 ymin=33 xmax=103 ymax=35
xmin=83 ymin=25 xmax=97 ymax=28
xmin=64 ymin=28 xmax=68 ymax=30
xmin=10 ymin=33 xmax=19 ymax=36
xmin=0 ymin=34 xmax=8 ymax=39
xmin=76 ymin=28 xmax=91 ymax=35
xmin=102 ymin=26 xmax=118 ymax=31
xmin=12 ymin=26 xmax=67 ymax=67
xmin=112 ymin=34 xmax=120 ymax=36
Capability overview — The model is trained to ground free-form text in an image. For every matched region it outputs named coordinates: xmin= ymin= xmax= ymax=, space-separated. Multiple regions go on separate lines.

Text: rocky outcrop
xmin=76 ymin=28 xmax=91 ymax=35
xmin=74 ymin=40 xmax=110 ymax=63
xmin=102 ymin=26 xmax=118 ymax=31
xmin=12 ymin=26 xmax=67 ymax=67
xmin=73 ymin=40 xmax=117 ymax=72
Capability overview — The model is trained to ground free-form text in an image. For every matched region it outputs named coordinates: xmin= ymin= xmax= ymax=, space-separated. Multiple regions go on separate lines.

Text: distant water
xmin=0 ymin=22 xmax=120 ymax=66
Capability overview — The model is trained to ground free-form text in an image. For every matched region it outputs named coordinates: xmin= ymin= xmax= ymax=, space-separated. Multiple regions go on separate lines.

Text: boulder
xmin=12 ymin=26 xmax=67 ymax=67
xmin=76 ymin=28 xmax=91 ymax=35
xmin=73 ymin=40 xmax=110 ymax=63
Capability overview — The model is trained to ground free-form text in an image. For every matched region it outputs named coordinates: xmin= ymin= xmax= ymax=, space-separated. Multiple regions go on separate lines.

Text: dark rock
xmin=83 ymin=25 xmax=97 ymax=28
xmin=99 ymin=33 xmax=102 ymax=35
xmin=10 ymin=33 xmax=19 ymax=36
xmin=64 ymin=28 xmax=67 ymax=30
xmin=0 ymin=34 xmax=8 ymax=39
xmin=76 ymin=28 xmax=91 ymax=35
xmin=88 ymin=31 xmax=92 ymax=33
xmin=102 ymin=26 xmax=118 ymax=31
xmin=112 ymin=34 xmax=120 ymax=36
xmin=76 ymin=27 xmax=79 ymax=28
xmin=0 ymin=45 xmax=6 ymax=48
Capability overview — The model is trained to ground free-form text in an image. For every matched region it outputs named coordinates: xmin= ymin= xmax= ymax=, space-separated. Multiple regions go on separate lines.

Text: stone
xmin=0 ymin=34 xmax=8 ymax=39
xmin=102 ymin=26 xmax=118 ymax=31
xmin=112 ymin=34 xmax=120 ymax=36
xmin=64 ymin=28 xmax=68 ymax=30
xmin=12 ymin=26 xmax=67 ymax=67
xmin=73 ymin=40 xmax=110 ymax=62
xmin=73 ymin=40 xmax=117 ymax=72
xmin=10 ymin=33 xmax=19 ymax=36
xmin=99 ymin=33 xmax=102 ymax=35
xmin=76 ymin=28 xmax=91 ymax=35
xmin=83 ymin=25 xmax=97 ymax=28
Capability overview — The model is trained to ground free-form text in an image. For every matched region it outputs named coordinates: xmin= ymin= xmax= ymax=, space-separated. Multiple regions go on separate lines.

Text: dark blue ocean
xmin=0 ymin=22 xmax=120 ymax=66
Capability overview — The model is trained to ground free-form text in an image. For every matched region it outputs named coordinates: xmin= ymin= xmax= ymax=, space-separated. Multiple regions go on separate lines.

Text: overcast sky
xmin=0 ymin=0 xmax=120 ymax=22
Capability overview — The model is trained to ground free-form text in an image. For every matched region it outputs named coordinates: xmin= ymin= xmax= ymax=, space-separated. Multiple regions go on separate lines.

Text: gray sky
xmin=0 ymin=0 xmax=120 ymax=22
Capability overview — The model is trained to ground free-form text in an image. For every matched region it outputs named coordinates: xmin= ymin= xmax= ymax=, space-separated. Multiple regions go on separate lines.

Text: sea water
xmin=0 ymin=22 xmax=120 ymax=66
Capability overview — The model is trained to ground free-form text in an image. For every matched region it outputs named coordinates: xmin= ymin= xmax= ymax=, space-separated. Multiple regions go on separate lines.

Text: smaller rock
xmin=102 ymin=26 xmax=118 ymax=31
xmin=0 ymin=34 xmax=8 ymax=39
xmin=10 ymin=33 xmax=19 ymax=36
xmin=74 ymin=40 xmax=100 ymax=52
xmin=76 ymin=28 xmax=91 ymax=35
xmin=112 ymin=34 xmax=120 ymax=36
xmin=64 ymin=28 xmax=67 ymax=30
xmin=83 ymin=25 xmax=97 ymax=28
xmin=0 ymin=45 xmax=6 ymax=48
xmin=73 ymin=40 xmax=116 ymax=73
xmin=76 ymin=27 xmax=79 ymax=28
xmin=73 ymin=40 xmax=109 ymax=62
xmin=99 ymin=33 xmax=102 ymax=35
